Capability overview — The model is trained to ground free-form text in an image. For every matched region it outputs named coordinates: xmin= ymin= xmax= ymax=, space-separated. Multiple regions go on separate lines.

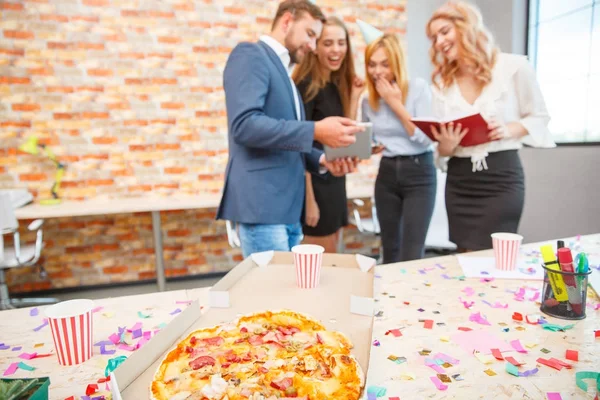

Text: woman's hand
xmin=351 ymin=76 xmax=366 ymax=100
xmin=323 ymin=156 xmax=360 ymax=177
xmin=371 ymin=143 xmax=385 ymax=155
xmin=488 ymin=119 xmax=508 ymax=141
xmin=431 ymin=122 xmax=469 ymax=156
xmin=305 ymin=198 xmax=320 ymax=228
xmin=488 ymin=120 xmax=528 ymax=140
xmin=375 ymin=79 xmax=402 ymax=104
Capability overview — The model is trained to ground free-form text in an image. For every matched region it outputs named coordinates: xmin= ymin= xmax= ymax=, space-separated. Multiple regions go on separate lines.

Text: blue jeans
xmin=238 ymin=223 xmax=303 ymax=258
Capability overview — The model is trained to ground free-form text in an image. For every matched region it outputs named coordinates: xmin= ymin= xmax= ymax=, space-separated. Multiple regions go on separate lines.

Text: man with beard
xmin=218 ymin=0 xmax=363 ymax=257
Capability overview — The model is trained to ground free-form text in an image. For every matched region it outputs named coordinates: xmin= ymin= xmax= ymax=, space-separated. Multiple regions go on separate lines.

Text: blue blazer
xmin=217 ymin=41 xmax=323 ymax=225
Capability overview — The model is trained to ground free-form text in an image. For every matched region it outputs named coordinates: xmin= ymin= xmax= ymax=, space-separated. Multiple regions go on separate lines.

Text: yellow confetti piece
xmin=484 ymin=368 xmax=497 ymax=376
xmin=440 ymin=336 xmax=450 ymax=342
xmin=400 ymin=371 xmax=416 ymax=380
xmin=525 ymin=343 xmax=538 ymax=349
xmin=388 ymin=355 xmax=398 ymax=361
xmin=515 ymin=326 xmax=526 ymax=331
xmin=442 ymin=362 xmax=453 ymax=368
xmin=102 ymin=312 xmax=115 ymax=318
xmin=437 ymin=374 xmax=452 ymax=383
xmin=498 ymin=322 xmax=508 ymax=326
xmin=34 ymin=343 xmax=44 ymax=348
xmin=474 ymin=351 xmax=495 ymax=365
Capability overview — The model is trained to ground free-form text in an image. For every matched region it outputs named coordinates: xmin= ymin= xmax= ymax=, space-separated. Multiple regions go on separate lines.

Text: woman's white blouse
xmin=431 ymin=53 xmax=555 ymax=171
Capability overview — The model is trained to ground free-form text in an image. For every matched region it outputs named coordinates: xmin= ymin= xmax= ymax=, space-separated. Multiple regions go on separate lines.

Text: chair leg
xmin=0 ymin=269 xmax=58 ymax=310
xmin=337 ymin=228 xmax=344 ymax=253
xmin=0 ymin=269 xmax=15 ymax=310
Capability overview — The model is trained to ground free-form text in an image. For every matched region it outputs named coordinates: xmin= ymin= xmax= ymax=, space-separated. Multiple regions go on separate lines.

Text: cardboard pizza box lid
xmin=110 ymin=252 xmax=377 ymax=399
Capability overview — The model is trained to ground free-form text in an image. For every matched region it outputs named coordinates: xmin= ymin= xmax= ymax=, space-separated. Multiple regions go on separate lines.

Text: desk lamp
xmin=18 ymin=136 xmax=66 ymax=205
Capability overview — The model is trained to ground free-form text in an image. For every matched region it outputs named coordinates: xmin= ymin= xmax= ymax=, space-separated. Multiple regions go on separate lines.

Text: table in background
xmin=15 ymin=189 xmax=374 ymax=292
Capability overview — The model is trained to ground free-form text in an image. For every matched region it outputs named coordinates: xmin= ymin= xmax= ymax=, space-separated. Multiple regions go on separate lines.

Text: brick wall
xmin=1 ymin=0 xmax=405 ymax=293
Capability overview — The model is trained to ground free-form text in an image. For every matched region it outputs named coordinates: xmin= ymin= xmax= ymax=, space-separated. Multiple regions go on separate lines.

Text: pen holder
xmin=540 ymin=263 xmax=592 ymax=320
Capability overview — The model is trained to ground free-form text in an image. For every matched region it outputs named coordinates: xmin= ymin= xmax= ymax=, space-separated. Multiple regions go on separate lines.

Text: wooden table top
xmin=14 ymin=186 xmax=373 ymax=220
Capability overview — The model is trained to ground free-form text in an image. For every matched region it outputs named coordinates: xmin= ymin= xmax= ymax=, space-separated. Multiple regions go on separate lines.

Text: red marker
xmin=557 ymin=248 xmax=576 ymax=287
xmin=558 ymin=248 xmax=582 ymax=315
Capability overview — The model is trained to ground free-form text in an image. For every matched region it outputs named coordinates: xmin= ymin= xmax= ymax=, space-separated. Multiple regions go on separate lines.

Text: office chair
xmin=0 ymin=192 xmax=57 ymax=310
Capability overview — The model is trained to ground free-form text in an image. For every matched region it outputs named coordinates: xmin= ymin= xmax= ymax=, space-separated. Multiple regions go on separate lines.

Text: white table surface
xmin=2 ymin=235 xmax=597 ymax=399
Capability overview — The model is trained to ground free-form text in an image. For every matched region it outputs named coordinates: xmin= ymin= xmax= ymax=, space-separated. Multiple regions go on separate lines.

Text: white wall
xmin=407 ymin=0 xmax=600 ymax=244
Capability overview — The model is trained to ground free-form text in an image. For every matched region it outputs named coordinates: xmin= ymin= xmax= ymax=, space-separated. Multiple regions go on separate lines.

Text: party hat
xmin=357 ymin=19 xmax=384 ymax=45
xmin=19 ymin=136 xmax=40 ymax=155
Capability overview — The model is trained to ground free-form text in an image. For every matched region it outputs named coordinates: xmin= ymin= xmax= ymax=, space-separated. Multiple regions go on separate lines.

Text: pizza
xmin=151 ymin=310 xmax=364 ymax=400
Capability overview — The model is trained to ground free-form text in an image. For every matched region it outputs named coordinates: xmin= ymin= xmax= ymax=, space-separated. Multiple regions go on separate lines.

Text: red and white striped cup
xmin=45 ymin=299 xmax=95 ymax=366
xmin=491 ymin=232 xmax=523 ymax=271
xmin=292 ymin=244 xmax=324 ymax=289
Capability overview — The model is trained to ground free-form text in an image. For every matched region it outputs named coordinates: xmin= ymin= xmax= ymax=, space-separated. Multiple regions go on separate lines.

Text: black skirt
xmin=445 ymin=150 xmax=525 ymax=251
xmin=302 ymin=174 xmax=348 ymax=237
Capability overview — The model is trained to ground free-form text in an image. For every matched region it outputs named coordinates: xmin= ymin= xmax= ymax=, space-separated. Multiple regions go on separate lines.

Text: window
xmin=528 ymin=0 xmax=600 ymax=143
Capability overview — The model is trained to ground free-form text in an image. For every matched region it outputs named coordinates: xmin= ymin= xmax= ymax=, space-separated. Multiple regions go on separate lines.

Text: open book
xmin=412 ymin=113 xmax=493 ymax=147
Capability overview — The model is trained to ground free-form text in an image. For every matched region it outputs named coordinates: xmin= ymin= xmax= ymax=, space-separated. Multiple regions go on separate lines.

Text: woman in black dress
xmin=292 ymin=16 xmax=364 ymax=253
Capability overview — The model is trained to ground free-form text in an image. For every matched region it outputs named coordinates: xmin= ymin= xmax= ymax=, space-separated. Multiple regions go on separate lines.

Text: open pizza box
xmin=109 ymin=251 xmax=379 ymax=399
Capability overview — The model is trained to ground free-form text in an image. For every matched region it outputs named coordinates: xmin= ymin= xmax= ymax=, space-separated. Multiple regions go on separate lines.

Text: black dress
xmin=297 ymin=79 xmax=348 ymax=237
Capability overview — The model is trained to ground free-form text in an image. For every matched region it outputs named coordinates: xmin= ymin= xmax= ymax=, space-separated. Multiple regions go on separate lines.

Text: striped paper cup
xmin=292 ymin=244 xmax=324 ymax=289
xmin=45 ymin=299 xmax=95 ymax=366
xmin=491 ymin=232 xmax=523 ymax=271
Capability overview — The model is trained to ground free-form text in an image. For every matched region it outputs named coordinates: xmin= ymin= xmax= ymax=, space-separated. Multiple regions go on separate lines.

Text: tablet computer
xmin=323 ymin=122 xmax=373 ymax=161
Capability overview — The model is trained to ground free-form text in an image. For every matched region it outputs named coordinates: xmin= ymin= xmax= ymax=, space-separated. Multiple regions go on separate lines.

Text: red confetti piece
xmin=403 ymin=301 xmax=410 ymax=305
xmin=424 ymin=320 xmax=434 ymax=329
xmin=389 ymin=398 xmax=400 ymax=400
xmin=536 ymin=358 xmax=563 ymax=370
xmin=86 ymin=384 xmax=98 ymax=396
xmin=512 ymin=312 xmax=523 ymax=321
xmin=385 ymin=329 xmax=402 ymax=337
xmin=595 ymin=330 xmax=600 ymax=338
xmin=65 ymin=397 xmax=75 ymax=400
xmin=491 ymin=348 xmax=504 ymax=360
xmin=549 ymin=358 xmax=573 ymax=368
xmin=458 ymin=327 xmax=472 ymax=331
xmin=505 ymin=356 xmax=524 ymax=366
xmin=565 ymin=350 xmax=578 ymax=361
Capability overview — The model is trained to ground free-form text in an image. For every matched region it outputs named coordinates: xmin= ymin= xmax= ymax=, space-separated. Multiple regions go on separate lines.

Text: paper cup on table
xmin=45 ymin=299 xmax=94 ymax=366
xmin=292 ymin=244 xmax=324 ymax=289
xmin=491 ymin=232 xmax=523 ymax=271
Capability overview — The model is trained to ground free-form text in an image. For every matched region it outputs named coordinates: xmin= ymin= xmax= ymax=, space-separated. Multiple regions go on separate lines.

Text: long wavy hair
xmin=292 ymin=16 xmax=356 ymax=117
xmin=426 ymin=1 xmax=499 ymax=90
xmin=364 ymin=33 xmax=409 ymax=112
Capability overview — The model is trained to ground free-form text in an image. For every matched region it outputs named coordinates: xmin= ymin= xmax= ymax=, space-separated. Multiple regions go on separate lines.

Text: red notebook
xmin=412 ymin=113 xmax=493 ymax=147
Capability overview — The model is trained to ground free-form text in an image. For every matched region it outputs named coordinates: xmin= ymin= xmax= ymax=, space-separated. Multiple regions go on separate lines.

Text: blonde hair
xmin=292 ymin=17 xmax=356 ymax=117
xmin=364 ymin=34 xmax=409 ymax=112
xmin=426 ymin=1 xmax=498 ymax=90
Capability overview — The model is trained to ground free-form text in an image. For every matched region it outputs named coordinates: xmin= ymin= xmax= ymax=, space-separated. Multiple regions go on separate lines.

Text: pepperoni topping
xmin=226 ymin=352 xmax=241 ymax=363
xmin=190 ymin=336 xmax=197 ymax=345
xmin=240 ymin=327 xmax=248 ymax=333
xmin=189 ymin=355 xmax=215 ymax=370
